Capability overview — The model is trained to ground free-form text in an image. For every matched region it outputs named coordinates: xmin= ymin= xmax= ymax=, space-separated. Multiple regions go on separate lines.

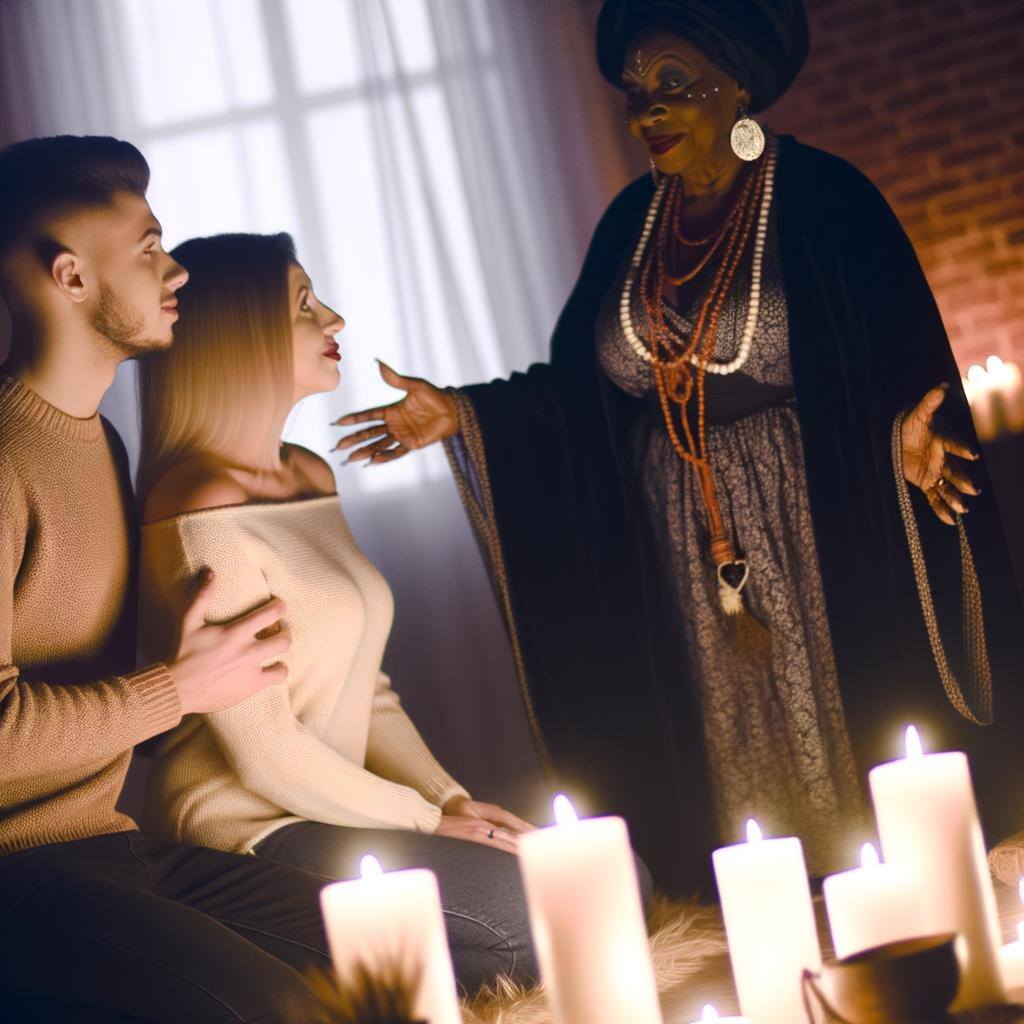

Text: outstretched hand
xmin=332 ymin=361 xmax=458 ymax=466
xmin=901 ymin=383 xmax=980 ymax=525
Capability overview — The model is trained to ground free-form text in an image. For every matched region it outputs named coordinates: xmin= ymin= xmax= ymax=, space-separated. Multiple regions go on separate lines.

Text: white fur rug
xmin=461 ymin=898 xmax=728 ymax=1024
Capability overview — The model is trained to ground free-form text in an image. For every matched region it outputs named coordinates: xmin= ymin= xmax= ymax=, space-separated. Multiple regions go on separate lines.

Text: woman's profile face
xmin=622 ymin=31 xmax=747 ymax=178
xmin=289 ymin=262 xmax=345 ymax=400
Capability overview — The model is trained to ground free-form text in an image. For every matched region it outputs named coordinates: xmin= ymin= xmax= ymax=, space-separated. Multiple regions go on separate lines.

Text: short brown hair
xmin=0 ymin=135 xmax=150 ymax=267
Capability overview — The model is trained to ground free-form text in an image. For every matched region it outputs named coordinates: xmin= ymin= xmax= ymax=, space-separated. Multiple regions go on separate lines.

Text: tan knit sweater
xmin=139 ymin=495 xmax=469 ymax=854
xmin=0 ymin=375 xmax=181 ymax=857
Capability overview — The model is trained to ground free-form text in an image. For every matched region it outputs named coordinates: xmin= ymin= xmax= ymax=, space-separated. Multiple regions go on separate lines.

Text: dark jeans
xmin=254 ymin=821 xmax=655 ymax=995
xmin=0 ymin=831 xmax=332 ymax=1024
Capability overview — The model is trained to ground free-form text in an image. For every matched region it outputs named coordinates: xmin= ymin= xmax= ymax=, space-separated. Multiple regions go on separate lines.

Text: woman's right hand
xmin=332 ymin=361 xmax=458 ymax=466
xmin=434 ymin=814 xmax=519 ymax=855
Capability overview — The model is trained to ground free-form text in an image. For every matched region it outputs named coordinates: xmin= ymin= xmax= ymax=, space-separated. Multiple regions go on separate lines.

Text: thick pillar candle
xmin=823 ymin=842 xmax=926 ymax=959
xmin=518 ymin=795 xmax=662 ymax=1024
xmin=320 ymin=855 xmax=461 ymax=1024
xmin=868 ymin=726 xmax=1004 ymax=1009
xmin=712 ymin=819 xmax=821 ymax=1024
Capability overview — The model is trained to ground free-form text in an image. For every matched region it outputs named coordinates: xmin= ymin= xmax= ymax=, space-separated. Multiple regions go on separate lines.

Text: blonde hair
xmin=137 ymin=232 xmax=297 ymax=505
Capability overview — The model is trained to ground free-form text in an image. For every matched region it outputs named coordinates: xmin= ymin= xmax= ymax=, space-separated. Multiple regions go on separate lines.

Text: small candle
xmin=712 ymin=819 xmax=821 ymax=1024
xmin=319 ymin=854 xmax=461 ymax=1024
xmin=998 ymin=879 xmax=1024 ymax=997
xmin=518 ymin=794 xmax=661 ymax=1024
xmin=869 ymin=726 xmax=1004 ymax=1010
xmin=823 ymin=842 xmax=926 ymax=959
xmin=688 ymin=1003 xmax=748 ymax=1023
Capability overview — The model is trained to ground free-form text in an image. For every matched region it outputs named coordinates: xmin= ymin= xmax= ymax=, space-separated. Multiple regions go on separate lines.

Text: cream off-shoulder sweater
xmin=138 ymin=495 xmax=469 ymax=854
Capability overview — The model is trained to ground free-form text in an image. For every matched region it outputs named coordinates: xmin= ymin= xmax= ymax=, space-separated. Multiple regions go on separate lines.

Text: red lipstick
xmin=646 ymin=134 xmax=684 ymax=156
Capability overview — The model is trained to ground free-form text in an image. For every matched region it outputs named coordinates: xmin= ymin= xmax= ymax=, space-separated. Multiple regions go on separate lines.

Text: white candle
xmin=711 ymin=819 xmax=821 ymax=1024
xmin=518 ymin=795 xmax=661 ymax=1024
xmin=319 ymin=855 xmax=461 ymax=1024
xmin=868 ymin=726 xmax=1004 ymax=1009
xmin=689 ymin=1003 xmax=749 ymax=1023
xmin=998 ymin=879 xmax=1024 ymax=998
xmin=823 ymin=842 xmax=926 ymax=960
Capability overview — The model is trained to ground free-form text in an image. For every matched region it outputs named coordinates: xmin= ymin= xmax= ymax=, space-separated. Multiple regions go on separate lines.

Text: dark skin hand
xmin=332 ymin=29 xmax=978 ymax=522
xmin=901 ymin=383 xmax=981 ymax=524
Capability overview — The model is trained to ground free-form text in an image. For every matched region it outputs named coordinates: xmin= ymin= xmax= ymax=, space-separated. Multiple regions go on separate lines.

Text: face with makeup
xmin=622 ymin=31 xmax=750 ymax=180
xmin=289 ymin=262 xmax=346 ymax=403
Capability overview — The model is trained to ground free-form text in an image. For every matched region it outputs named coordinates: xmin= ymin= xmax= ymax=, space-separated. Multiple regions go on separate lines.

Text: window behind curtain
xmin=114 ymin=0 xmax=505 ymax=494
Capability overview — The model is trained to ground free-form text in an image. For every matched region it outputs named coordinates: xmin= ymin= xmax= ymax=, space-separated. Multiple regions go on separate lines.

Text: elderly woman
xmin=336 ymin=0 xmax=1024 ymax=894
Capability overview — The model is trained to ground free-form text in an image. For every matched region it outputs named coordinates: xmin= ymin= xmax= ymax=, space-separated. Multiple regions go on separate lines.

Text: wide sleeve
xmin=143 ymin=518 xmax=443 ymax=832
xmin=364 ymin=671 xmax=469 ymax=809
xmin=440 ymin=176 xmax=656 ymax=777
xmin=0 ymin=467 xmax=180 ymax=787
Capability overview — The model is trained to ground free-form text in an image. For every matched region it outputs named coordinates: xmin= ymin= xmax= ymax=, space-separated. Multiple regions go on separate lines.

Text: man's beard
xmin=88 ymin=281 xmax=168 ymax=357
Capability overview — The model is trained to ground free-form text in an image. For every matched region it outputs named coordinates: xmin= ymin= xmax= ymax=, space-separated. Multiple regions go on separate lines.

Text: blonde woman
xmin=136 ymin=233 xmax=555 ymax=993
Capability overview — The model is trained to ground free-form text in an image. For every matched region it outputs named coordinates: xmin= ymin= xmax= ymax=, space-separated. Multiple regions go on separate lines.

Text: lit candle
xmin=711 ymin=819 xmax=821 ymax=1024
xmin=868 ymin=726 xmax=1004 ymax=1009
xmin=518 ymin=795 xmax=661 ymax=1024
xmin=998 ymin=879 xmax=1024 ymax=998
xmin=688 ymin=1003 xmax=748 ymax=1023
xmin=823 ymin=842 xmax=926 ymax=960
xmin=319 ymin=854 xmax=461 ymax=1024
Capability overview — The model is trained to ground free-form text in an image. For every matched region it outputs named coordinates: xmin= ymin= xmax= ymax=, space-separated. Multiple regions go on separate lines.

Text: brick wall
xmin=765 ymin=0 xmax=1024 ymax=370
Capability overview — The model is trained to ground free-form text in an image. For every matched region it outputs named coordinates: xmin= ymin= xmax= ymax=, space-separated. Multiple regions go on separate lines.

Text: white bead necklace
xmin=619 ymin=136 xmax=778 ymax=375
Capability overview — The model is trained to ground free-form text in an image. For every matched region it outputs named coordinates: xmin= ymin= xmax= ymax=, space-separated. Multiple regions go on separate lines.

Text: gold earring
xmin=730 ymin=107 xmax=765 ymax=161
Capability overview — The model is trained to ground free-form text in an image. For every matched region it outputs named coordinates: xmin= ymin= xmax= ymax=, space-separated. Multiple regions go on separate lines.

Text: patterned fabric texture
xmin=597 ymin=189 xmax=866 ymax=873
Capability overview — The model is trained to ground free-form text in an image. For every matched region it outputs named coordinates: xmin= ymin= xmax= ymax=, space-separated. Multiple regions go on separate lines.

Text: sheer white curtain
xmin=0 ymin=0 xmax=633 ymax=815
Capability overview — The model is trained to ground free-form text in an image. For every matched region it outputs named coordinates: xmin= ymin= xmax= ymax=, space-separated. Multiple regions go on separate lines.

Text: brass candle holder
xmin=803 ymin=933 xmax=958 ymax=1023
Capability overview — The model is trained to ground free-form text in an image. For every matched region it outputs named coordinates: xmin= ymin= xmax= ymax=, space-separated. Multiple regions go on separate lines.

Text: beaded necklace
xmin=619 ymin=137 xmax=779 ymax=617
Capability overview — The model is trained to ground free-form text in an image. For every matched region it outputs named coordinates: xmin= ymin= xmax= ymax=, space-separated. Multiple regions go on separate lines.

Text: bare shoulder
xmin=142 ymin=456 xmax=249 ymax=525
xmin=282 ymin=443 xmax=337 ymax=497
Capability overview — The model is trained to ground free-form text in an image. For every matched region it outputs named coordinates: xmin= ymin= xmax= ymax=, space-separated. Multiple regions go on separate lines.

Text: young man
xmin=0 ymin=136 xmax=333 ymax=1023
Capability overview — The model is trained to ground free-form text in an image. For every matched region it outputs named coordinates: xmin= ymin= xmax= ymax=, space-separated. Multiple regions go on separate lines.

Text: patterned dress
xmin=597 ymin=181 xmax=866 ymax=874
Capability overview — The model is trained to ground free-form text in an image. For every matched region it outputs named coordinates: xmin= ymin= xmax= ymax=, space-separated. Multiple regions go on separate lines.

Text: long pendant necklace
xmin=620 ymin=138 xmax=777 ymax=376
xmin=619 ymin=137 xmax=779 ymax=626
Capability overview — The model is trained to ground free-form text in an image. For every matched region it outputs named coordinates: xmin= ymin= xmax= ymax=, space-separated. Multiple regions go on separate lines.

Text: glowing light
xmin=859 ymin=842 xmax=881 ymax=869
xmin=359 ymin=854 xmax=383 ymax=879
xmin=553 ymin=793 xmax=579 ymax=826
xmin=905 ymin=725 xmax=923 ymax=760
xmin=702 ymin=1006 xmax=720 ymax=1022
xmin=745 ymin=819 xmax=763 ymax=844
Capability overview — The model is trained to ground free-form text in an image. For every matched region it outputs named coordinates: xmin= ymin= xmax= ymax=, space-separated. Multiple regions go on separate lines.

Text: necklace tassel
xmin=717 ymin=558 xmax=773 ymax=665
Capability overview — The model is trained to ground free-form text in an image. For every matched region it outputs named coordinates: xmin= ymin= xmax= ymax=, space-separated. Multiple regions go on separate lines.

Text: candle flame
xmin=905 ymin=725 xmax=923 ymax=760
xmin=553 ymin=793 xmax=579 ymax=826
xmin=360 ymin=854 xmax=383 ymax=879
xmin=1018 ymin=878 xmax=1024 ymax=907
xmin=860 ymin=842 xmax=880 ymax=868
xmin=745 ymin=818 xmax=763 ymax=843
xmin=701 ymin=1006 xmax=719 ymax=1022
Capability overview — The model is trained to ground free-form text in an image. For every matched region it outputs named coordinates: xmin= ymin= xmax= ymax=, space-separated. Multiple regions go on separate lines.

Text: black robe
xmin=448 ymin=135 xmax=1024 ymax=897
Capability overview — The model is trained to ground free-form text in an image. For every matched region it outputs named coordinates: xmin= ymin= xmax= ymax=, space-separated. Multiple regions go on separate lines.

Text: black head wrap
xmin=596 ymin=0 xmax=809 ymax=112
